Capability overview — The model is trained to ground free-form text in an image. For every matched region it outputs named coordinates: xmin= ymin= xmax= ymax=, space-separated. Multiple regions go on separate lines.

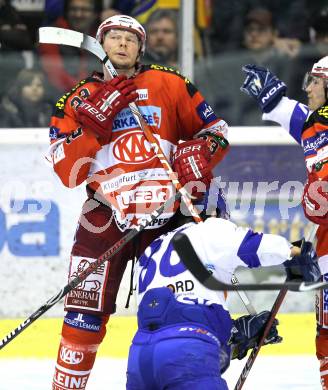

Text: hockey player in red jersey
xmin=48 ymin=14 xmax=229 ymax=389
xmin=241 ymin=56 xmax=328 ymax=389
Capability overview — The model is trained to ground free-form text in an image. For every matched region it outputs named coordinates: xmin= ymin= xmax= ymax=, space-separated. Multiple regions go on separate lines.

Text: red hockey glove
xmin=173 ymin=139 xmax=213 ymax=198
xmin=197 ymin=129 xmax=230 ymax=167
xmin=77 ymin=75 xmax=138 ymax=141
xmin=302 ymin=169 xmax=328 ymax=225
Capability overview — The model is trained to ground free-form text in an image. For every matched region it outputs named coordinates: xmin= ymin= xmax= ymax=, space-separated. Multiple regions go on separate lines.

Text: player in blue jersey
xmin=240 ymin=56 xmax=328 ymax=389
xmin=126 ymin=184 xmax=320 ymax=389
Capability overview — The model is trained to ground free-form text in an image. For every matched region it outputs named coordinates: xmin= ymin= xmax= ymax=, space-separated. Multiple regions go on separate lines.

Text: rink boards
xmin=0 ymin=124 xmax=318 ymax=358
xmin=0 ymin=128 xmax=314 ymax=319
xmin=0 ymin=313 xmax=316 ymax=358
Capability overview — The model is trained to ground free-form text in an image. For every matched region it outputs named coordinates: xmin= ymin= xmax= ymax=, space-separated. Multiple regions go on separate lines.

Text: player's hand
xmin=230 ymin=311 xmax=282 ymax=360
xmin=284 ymin=239 xmax=321 ymax=282
xmin=172 ymin=139 xmax=213 ymax=198
xmin=77 ymin=75 xmax=138 ymax=141
xmin=240 ymin=64 xmax=287 ymax=113
xmin=302 ymin=169 xmax=328 ymax=225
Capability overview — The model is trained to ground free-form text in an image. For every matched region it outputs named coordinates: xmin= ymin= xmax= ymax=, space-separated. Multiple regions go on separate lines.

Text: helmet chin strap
xmin=102 ymin=59 xmax=137 ymax=78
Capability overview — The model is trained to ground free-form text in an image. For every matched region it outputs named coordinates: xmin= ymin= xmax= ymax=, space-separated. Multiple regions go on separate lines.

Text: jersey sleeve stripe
xmin=237 ymin=230 xmax=263 ymax=268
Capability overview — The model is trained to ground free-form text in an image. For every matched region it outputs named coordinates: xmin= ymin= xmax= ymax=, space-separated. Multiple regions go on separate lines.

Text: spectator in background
xmin=0 ymin=0 xmax=33 ymax=51
xmin=195 ymin=7 xmax=288 ymax=126
xmin=100 ymin=7 xmax=120 ymax=22
xmin=209 ymin=1 xmax=309 ymax=55
xmin=0 ymin=0 xmax=34 ymax=97
xmin=234 ymin=8 xmax=288 ymax=124
xmin=38 ymin=0 xmax=102 ymax=97
xmin=143 ymin=8 xmax=178 ymax=68
xmin=0 ymin=69 xmax=52 ymax=128
xmin=44 ymin=0 xmax=65 ymax=25
xmin=288 ymin=7 xmax=328 ymax=103
xmin=101 ymin=0 xmax=178 ymax=24
xmin=242 ymin=8 xmax=281 ymax=62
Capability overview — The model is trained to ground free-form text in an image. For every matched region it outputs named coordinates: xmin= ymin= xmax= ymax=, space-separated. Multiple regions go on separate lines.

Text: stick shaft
xmin=234 ymin=287 xmax=288 ymax=390
xmin=234 ymin=223 xmax=319 ymax=389
xmin=231 ymin=274 xmax=257 ymax=315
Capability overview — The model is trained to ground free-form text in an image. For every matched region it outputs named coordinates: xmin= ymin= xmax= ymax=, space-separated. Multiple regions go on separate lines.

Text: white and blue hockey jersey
xmin=135 ymin=217 xmax=292 ymax=309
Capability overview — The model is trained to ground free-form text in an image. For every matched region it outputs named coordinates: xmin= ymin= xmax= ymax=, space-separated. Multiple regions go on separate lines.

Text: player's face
xmin=102 ymin=29 xmax=140 ymax=72
xmin=305 ymin=76 xmax=326 ymax=111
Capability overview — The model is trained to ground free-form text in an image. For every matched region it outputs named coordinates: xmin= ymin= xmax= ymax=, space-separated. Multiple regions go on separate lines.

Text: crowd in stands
xmin=0 ymin=0 xmax=327 ymax=127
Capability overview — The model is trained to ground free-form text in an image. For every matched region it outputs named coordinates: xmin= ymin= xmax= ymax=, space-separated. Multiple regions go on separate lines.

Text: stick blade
xmin=38 ymin=27 xmax=106 ymax=62
xmin=39 ymin=27 xmax=84 ymax=48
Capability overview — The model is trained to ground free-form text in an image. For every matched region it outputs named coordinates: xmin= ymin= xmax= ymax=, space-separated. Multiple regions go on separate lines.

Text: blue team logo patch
xmin=49 ymin=126 xmax=60 ymax=140
xmin=196 ymin=101 xmax=217 ymax=124
xmin=64 ymin=312 xmax=102 ymax=332
xmin=112 ymin=106 xmax=162 ymax=132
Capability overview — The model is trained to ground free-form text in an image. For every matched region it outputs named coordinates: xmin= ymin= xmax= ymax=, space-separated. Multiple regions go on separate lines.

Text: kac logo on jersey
xmin=60 ymin=346 xmax=84 ymax=365
xmin=113 ymin=130 xmax=155 ymax=164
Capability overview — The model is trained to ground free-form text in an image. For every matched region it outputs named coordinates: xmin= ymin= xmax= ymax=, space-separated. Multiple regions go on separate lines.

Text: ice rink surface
xmin=0 ymin=355 xmax=321 ymax=389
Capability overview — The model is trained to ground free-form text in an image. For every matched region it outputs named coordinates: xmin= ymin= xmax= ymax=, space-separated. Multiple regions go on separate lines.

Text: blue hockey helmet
xmin=194 ymin=182 xmax=230 ymax=220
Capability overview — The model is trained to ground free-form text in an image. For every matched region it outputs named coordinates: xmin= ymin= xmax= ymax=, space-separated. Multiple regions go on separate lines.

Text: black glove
xmin=284 ymin=238 xmax=321 ymax=282
xmin=240 ymin=64 xmax=287 ymax=113
xmin=230 ymin=311 xmax=282 ymax=360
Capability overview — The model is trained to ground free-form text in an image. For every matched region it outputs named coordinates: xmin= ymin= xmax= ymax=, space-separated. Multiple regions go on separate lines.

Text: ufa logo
xmin=113 ymin=131 xmax=155 ymax=164
xmin=60 ymin=346 xmax=84 ymax=365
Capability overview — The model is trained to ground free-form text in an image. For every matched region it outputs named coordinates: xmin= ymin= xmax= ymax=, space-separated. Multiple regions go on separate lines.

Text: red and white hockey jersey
xmin=47 ymin=64 xmax=228 ymax=231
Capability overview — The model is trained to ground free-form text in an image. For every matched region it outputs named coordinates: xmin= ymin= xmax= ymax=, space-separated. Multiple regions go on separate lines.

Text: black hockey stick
xmin=0 ymin=191 xmax=181 ymax=350
xmin=171 ymin=232 xmax=326 ymax=291
xmin=234 ymin=286 xmax=288 ymax=390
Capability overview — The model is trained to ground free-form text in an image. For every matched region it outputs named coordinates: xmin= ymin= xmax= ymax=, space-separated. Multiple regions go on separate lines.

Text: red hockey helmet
xmin=96 ymin=15 xmax=146 ymax=56
xmin=302 ymin=56 xmax=328 ymax=91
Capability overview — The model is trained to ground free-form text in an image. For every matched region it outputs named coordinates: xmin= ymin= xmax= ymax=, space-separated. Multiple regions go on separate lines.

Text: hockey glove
xmin=230 ymin=311 xmax=282 ymax=360
xmin=240 ymin=64 xmax=287 ymax=113
xmin=284 ymin=238 xmax=321 ymax=282
xmin=197 ymin=127 xmax=230 ymax=168
xmin=302 ymin=168 xmax=328 ymax=225
xmin=172 ymin=139 xmax=213 ymax=198
xmin=77 ymin=75 xmax=138 ymax=141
